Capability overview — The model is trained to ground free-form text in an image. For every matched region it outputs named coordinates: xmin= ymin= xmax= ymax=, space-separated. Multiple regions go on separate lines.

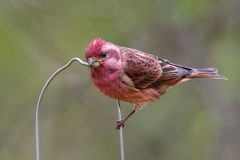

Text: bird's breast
xmin=91 ymin=68 xmax=122 ymax=96
xmin=91 ymin=68 xmax=162 ymax=105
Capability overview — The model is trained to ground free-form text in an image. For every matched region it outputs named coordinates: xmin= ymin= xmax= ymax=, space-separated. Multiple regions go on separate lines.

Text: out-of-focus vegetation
xmin=0 ymin=0 xmax=239 ymax=160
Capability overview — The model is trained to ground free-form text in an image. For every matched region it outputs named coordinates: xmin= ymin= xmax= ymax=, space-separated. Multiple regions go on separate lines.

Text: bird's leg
xmin=116 ymin=105 xmax=138 ymax=129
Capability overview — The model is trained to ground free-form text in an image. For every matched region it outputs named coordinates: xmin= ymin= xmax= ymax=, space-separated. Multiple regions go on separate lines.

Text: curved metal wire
xmin=35 ymin=58 xmax=88 ymax=160
xmin=35 ymin=57 xmax=125 ymax=160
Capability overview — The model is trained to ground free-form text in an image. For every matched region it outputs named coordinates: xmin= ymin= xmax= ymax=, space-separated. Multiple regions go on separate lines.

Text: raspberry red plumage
xmin=85 ymin=38 xmax=226 ymax=129
xmin=85 ymin=38 xmax=106 ymax=59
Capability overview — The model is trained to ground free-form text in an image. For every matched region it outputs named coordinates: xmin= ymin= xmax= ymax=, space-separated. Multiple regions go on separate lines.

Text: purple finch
xmin=85 ymin=38 xmax=226 ymax=129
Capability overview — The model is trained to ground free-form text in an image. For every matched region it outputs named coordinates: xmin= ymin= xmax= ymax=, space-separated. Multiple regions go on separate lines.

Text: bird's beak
xmin=87 ymin=58 xmax=101 ymax=68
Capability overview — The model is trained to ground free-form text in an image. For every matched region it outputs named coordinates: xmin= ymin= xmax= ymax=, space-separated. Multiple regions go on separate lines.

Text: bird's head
xmin=85 ymin=38 xmax=121 ymax=69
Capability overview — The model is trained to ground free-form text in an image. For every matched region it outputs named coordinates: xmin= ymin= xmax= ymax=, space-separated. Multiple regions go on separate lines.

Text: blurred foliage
xmin=0 ymin=0 xmax=239 ymax=160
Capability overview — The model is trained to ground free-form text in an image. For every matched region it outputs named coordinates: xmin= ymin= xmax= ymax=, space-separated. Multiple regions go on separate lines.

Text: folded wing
xmin=121 ymin=47 xmax=162 ymax=89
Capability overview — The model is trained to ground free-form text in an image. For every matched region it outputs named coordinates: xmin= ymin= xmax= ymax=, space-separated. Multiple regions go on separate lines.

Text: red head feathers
xmin=85 ymin=38 xmax=106 ymax=59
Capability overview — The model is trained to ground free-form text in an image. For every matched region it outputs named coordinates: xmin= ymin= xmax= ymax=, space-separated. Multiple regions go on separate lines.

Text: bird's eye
xmin=100 ymin=52 xmax=108 ymax=58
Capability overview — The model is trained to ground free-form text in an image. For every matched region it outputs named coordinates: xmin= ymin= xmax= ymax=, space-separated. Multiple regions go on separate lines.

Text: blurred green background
xmin=0 ymin=0 xmax=239 ymax=160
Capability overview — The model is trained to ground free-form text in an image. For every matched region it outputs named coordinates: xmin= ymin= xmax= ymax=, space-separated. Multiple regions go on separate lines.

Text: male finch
xmin=85 ymin=38 xmax=227 ymax=129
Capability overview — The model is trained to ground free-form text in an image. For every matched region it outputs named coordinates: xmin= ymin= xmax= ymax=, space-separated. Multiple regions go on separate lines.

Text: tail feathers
xmin=189 ymin=68 xmax=228 ymax=80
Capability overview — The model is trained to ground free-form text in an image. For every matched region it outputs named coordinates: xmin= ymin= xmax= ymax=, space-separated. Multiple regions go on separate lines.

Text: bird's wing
xmin=152 ymin=58 xmax=193 ymax=84
xmin=120 ymin=47 xmax=162 ymax=89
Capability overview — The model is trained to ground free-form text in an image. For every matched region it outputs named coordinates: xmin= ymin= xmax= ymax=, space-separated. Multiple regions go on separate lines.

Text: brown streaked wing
xmin=154 ymin=59 xmax=192 ymax=83
xmin=121 ymin=47 xmax=162 ymax=89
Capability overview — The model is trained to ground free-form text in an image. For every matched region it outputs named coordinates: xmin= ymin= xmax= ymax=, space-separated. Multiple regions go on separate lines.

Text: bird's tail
xmin=189 ymin=68 xmax=228 ymax=80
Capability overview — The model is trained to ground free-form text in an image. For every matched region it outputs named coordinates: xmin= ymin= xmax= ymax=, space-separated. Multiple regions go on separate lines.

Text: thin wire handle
xmin=117 ymin=100 xmax=125 ymax=160
xmin=35 ymin=57 xmax=88 ymax=160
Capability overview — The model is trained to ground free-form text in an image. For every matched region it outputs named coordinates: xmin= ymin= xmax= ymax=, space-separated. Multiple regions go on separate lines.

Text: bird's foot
xmin=115 ymin=119 xmax=125 ymax=129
